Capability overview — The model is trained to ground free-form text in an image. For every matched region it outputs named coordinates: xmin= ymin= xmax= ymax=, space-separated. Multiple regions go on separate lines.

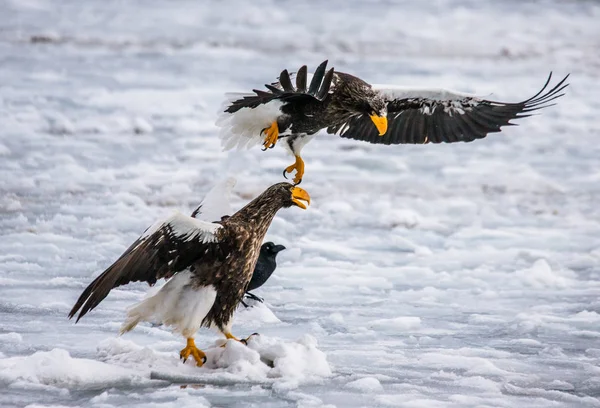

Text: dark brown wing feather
xmin=68 ymin=215 xmax=224 ymax=322
xmin=224 ymin=61 xmax=335 ymax=113
xmin=328 ymin=73 xmax=569 ymax=145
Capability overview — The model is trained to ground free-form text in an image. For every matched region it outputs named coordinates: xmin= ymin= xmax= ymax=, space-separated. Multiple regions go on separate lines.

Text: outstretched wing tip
xmin=335 ymin=72 xmax=568 ymax=146
xmin=68 ymin=214 xmax=223 ymax=322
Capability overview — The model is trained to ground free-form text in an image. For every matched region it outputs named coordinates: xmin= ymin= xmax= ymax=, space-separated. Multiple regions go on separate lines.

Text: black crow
xmin=243 ymin=242 xmax=286 ymax=306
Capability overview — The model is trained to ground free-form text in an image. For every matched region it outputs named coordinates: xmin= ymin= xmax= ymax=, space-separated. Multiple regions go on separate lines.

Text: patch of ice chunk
xmin=346 ymin=377 xmax=384 ymax=392
xmin=132 ymin=117 xmax=153 ymax=134
xmin=370 ymin=316 xmax=422 ymax=331
xmin=514 ymin=259 xmax=573 ymax=288
xmin=0 ymin=332 xmax=23 ymax=342
xmin=258 ymin=334 xmax=331 ymax=379
xmin=235 ymin=301 xmax=282 ymax=325
xmin=0 ymin=348 xmax=144 ymax=389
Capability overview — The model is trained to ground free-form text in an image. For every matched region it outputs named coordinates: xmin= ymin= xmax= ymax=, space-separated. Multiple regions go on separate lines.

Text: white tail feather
xmin=120 ymin=271 xmax=217 ymax=338
xmin=216 ymin=96 xmax=283 ymax=151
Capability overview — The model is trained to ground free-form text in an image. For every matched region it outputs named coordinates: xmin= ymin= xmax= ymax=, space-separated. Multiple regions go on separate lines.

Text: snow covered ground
xmin=1 ymin=0 xmax=600 ymax=407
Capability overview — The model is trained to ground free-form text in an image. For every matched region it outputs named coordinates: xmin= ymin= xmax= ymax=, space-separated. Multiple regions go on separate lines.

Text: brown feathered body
xmin=193 ymin=193 xmax=283 ymax=332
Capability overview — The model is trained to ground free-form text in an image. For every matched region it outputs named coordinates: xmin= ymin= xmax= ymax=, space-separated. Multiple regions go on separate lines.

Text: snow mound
xmin=235 ymin=300 xmax=282 ymax=325
xmin=369 ymin=316 xmax=422 ymax=331
xmin=0 ymin=348 xmax=145 ymax=390
xmin=0 ymin=332 xmax=23 ymax=342
xmin=346 ymin=377 xmax=384 ymax=392
xmin=514 ymin=259 xmax=575 ymax=288
xmin=150 ymin=334 xmax=331 ymax=387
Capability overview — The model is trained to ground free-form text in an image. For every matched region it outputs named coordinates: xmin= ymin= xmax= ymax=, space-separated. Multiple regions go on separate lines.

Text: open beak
xmin=274 ymin=244 xmax=286 ymax=253
xmin=291 ymin=186 xmax=310 ymax=209
xmin=370 ymin=115 xmax=388 ymax=136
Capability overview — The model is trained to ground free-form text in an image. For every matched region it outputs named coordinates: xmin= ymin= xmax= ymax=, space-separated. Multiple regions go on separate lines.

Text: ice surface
xmin=1 ymin=0 xmax=600 ymax=407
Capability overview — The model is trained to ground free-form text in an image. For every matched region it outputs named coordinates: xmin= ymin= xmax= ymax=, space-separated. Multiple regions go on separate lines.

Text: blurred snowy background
xmin=1 ymin=0 xmax=600 ymax=407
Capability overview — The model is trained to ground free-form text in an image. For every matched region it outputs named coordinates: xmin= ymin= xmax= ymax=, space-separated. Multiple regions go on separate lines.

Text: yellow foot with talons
xmin=261 ymin=121 xmax=279 ymax=150
xmin=180 ymin=338 xmax=207 ymax=367
xmin=283 ymin=155 xmax=305 ymax=185
xmin=223 ymin=332 xmax=259 ymax=346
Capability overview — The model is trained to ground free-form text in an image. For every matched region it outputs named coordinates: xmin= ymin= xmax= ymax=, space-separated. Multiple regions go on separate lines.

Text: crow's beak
xmin=273 ymin=244 xmax=286 ymax=253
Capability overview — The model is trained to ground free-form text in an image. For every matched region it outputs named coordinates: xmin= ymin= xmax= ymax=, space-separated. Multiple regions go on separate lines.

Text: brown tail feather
xmin=68 ymin=263 xmax=124 ymax=322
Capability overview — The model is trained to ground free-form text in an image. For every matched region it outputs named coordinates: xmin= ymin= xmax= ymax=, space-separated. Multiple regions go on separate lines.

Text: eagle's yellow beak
xmin=291 ymin=186 xmax=310 ymax=209
xmin=370 ymin=115 xmax=388 ymax=136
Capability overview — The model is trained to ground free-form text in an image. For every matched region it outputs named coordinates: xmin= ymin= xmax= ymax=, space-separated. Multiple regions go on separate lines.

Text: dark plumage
xmin=218 ymin=61 xmax=569 ymax=184
xmin=243 ymin=242 xmax=286 ymax=305
xmin=68 ymin=182 xmax=310 ymax=367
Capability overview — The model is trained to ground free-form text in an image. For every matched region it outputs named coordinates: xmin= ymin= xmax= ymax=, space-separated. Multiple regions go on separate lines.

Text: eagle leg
xmin=261 ymin=121 xmax=279 ymax=151
xmin=282 ymin=155 xmax=305 ymax=185
xmin=224 ymin=332 xmax=240 ymax=341
xmin=180 ymin=337 xmax=207 ymax=367
xmin=223 ymin=331 xmax=260 ymax=345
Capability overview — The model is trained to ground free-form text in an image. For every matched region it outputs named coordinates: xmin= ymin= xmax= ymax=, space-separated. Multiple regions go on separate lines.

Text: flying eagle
xmin=68 ymin=182 xmax=310 ymax=367
xmin=217 ymin=61 xmax=569 ymax=184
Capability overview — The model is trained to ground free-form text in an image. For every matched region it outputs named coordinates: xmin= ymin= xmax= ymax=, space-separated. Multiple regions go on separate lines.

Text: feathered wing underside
xmin=217 ymin=60 xmax=334 ymax=151
xmin=191 ymin=177 xmax=236 ymax=222
xmin=68 ymin=213 xmax=225 ymax=322
xmin=328 ymin=73 xmax=569 ymax=145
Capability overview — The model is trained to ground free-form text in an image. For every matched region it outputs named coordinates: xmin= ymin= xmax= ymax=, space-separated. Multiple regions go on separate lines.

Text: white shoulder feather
xmin=371 ymin=84 xmax=480 ymax=101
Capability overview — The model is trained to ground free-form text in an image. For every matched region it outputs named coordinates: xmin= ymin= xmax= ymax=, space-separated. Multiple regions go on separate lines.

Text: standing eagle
xmin=68 ymin=182 xmax=310 ymax=367
xmin=217 ymin=61 xmax=569 ymax=184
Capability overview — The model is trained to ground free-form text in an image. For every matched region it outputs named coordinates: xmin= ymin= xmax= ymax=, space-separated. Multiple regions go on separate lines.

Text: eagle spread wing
xmin=328 ymin=73 xmax=569 ymax=145
xmin=224 ymin=60 xmax=334 ymax=114
xmin=217 ymin=61 xmax=335 ymax=151
xmin=68 ymin=213 xmax=224 ymax=322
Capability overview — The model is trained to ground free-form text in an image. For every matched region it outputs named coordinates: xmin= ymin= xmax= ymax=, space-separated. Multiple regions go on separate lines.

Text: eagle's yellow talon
xmin=180 ymin=338 xmax=206 ymax=367
xmin=284 ymin=155 xmax=305 ymax=185
xmin=261 ymin=121 xmax=279 ymax=149
xmin=222 ymin=331 xmax=259 ymax=347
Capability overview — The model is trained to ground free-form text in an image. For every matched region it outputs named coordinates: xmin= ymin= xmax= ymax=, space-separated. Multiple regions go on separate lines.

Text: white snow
xmin=0 ymin=348 xmax=145 ymax=390
xmin=346 ymin=377 xmax=384 ymax=393
xmin=1 ymin=0 xmax=600 ymax=407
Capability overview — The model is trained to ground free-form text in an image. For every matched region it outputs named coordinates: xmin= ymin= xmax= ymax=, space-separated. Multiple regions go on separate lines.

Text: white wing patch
xmin=133 ymin=211 xmax=220 ymax=255
xmin=372 ymin=84 xmax=480 ymax=101
xmin=216 ymin=95 xmax=283 ymax=151
xmin=132 ymin=182 xmax=228 ymax=254
xmin=165 ymin=212 xmax=221 ymax=243
xmin=193 ymin=177 xmax=236 ymax=222
xmin=373 ymin=84 xmax=482 ymax=117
